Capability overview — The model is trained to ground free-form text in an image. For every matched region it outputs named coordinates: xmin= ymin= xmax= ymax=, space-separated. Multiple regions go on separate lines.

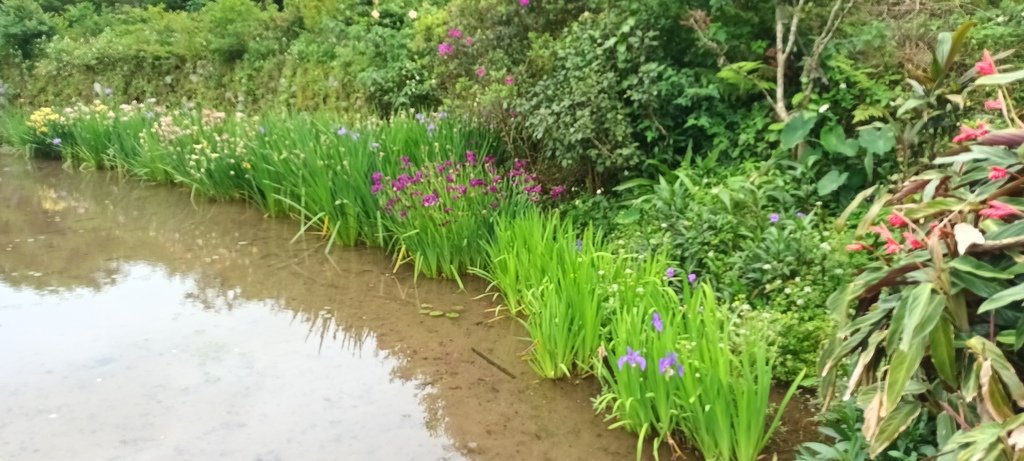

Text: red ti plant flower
xmin=952 ymin=123 xmax=990 ymax=143
xmin=975 ymin=50 xmax=997 ymax=76
xmin=984 ymin=99 xmax=1005 ymax=111
xmin=903 ymin=232 xmax=925 ymax=250
xmin=978 ymin=200 xmax=1023 ymax=220
xmin=887 ymin=213 xmax=909 ymax=228
xmin=989 ymin=166 xmax=1009 ymax=181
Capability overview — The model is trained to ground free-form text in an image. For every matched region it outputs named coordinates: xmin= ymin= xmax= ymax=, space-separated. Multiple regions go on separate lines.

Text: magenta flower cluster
xmin=372 ymin=152 xmax=565 ymax=225
xmin=437 ymin=27 xmax=475 ymax=57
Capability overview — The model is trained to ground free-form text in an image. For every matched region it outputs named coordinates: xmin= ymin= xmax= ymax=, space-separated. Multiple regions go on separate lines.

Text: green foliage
xmin=200 ymin=0 xmax=269 ymax=63
xmin=0 ymin=0 xmax=57 ymax=59
xmin=596 ymin=283 xmax=803 ymax=461
xmin=520 ymin=7 xmax=692 ymax=185
xmin=820 ymin=48 xmax=1024 ymax=457
xmin=796 ymin=399 xmax=939 ymax=461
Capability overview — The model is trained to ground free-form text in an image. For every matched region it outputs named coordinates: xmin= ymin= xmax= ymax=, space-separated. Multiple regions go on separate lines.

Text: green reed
xmin=597 ymin=278 xmax=804 ymax=461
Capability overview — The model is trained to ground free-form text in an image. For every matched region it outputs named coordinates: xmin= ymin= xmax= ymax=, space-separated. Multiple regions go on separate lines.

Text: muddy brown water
xmin=0 ymin=153 xmax=818 ymax=460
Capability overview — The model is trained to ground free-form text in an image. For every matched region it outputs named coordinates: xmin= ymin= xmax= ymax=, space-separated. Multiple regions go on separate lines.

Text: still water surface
xmin=0 ymin=154 xmax=641 ymax=461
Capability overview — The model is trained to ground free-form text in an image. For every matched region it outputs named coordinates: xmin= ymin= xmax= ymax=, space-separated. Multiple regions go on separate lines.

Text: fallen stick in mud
xmin=471 ymin=347 xmax=516 ymax=379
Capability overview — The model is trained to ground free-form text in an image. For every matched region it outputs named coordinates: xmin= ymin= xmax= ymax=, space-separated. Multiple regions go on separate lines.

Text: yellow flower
xmin=242 ymin=162 xmax=252 ymax=170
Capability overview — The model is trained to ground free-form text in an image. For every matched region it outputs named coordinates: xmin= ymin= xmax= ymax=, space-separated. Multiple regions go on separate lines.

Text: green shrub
xmin=0 ymin=0 xmax=57 ymax=59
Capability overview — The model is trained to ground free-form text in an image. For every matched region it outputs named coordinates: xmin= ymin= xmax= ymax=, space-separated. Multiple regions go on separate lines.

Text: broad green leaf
xmin=975 ymin=69 xmax=1024 ymax=86
xmin=884 ymin=343 xmax=925 ymax=415
xmin=859 ymin=126 xmax=897 ymax=155
xmin=899 ymin=283 xmax=944 ymax=351
xmin=820 ymin=123 xmax=859 ymax=156
xmin=835 ymin=185 xmax=878 ymax=231
xmin=780 ymin=113 xmax=818 ymax=149
xmin=942 ymin=22 xmax=976 ymax=74
xmin=978 ymin=283 xmax=1024 ymax=313
xmin=1017 ymin=314 xmax=1024 ymax=351
xmin=986 ymin=220 xmax=1024 ymax=240
xmin=902 ymin=198 xmax=966 ymax=220
xmin=950 ymin=269 xmax=1009 ymax=298
xmin=950 ymin=256 xmax=1014 ymax=279
xmin=869 ymin=401 xmax=922 ymax=458
xmin=966 ymin=337 xmax=1024 ymax=405
xmin=930 ymin=317 xmax=957 ymax=387
xmin=896 ymin=98 xmax=928 ymax=117
xmin=932 ymin=151 xmax=990 ymax=164
xmin=980 ymin=359 xmax=1015 ymax=422
xmin=817 ymin=169 xmax=849 ymax=196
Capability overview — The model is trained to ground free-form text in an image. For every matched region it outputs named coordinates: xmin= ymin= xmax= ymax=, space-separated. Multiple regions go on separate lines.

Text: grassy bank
xmin=1 ymin=102 xmax=802 ymax=460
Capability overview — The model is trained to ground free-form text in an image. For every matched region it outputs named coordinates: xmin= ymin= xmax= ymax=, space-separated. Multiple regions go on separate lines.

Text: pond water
xmin=0 ymin=154 xmax=644 ymax=460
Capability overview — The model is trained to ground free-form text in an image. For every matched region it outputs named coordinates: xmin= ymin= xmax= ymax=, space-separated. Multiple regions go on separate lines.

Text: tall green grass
xmin=596 ymin=281 xmax=805 ymax=461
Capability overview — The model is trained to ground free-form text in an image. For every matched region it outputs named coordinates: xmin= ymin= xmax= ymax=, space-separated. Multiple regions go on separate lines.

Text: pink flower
xmin=519 ymin=0 xmax=529 ymax=5
xmin=984 ymin=99 xmax=1005 ymax=111
xmin=952 ymin=122 xmax=989 ymax=143
xmin=887 ymin=213 xmax=908 ymax=228
xmin=884 ymin=238 xmax=902 ymax=254
xmin=551 ymin=185 xmax=566 ymax=198
xmin=989 ymin=166 xmax=1009 ymax=181
xmin=979 ymin=200 xmax=1022 ymax=220
xmin=448 ymin=28 xmax=463 ymax=39
xmin=975 ymin=50 xmax=997 ymax=76
xmin=438 ymin=42 xmax=454 ymax=56
xmin=464 ymin=36 xmax=474 ymax=46
xmin=903 ymin=232 xmax=925 ymax=250
xmin=846 ymin=242 xmax=869 ymax=252
xmin=869 ymin=224 xmax=895 ymax=241
xmin=504 ymin=75 xmax=515 ymax=85
xmin=475 ymin=66 xmax=486 ymax=78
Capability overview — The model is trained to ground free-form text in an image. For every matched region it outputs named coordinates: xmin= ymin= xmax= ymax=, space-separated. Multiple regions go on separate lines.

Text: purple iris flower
xmin=688 ymin=273 xmax=697 ymax=284
xmin=658 ymin=352 xmax=684 ymax=377
xmin=665 ymin=267 xmax=676 ymax=279
xmin=371 ymin=172 xmax=383 ymax=183
xmin=652 ymin=312 xmax=663 ymax=333
xmin=466 ymin=151 xmax=477 ymax=165
xmin=422 ymin=193 xmax=439 ymax=207
xmin=617 ymin=347 xmax=646 ymax=371
xmin=337 ymin=127 xmax=348 ymax=136
xmin=769 ymin=213 xmax=780 ymax=223
xmin=51 ymin=138 xmax=62 ymax=146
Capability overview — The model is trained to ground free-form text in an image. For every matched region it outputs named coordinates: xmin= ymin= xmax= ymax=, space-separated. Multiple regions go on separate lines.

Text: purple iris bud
xmin=617 ymin=347 xmax=646 ymax=371
xmin=401 ymin=156 xmax=411 ymax=168
xmin=769 ymin=213 xmax=780 ymax=223
xmin=652 ymin=312 xmax=663 ymax=333
xmin=470 ymin=178 xmax=486 ymax=187
xmin=665 ymin=267 xmax=676 ymax=279
xmin=688 ymin=273 xmax=697 ymax=284
xmin=658 ymin=352 xmax=684 ymax=377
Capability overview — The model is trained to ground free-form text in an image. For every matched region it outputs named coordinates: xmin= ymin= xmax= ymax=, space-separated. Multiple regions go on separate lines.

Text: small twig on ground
xmin=471 ymin=347 xmax=517 ymax=379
